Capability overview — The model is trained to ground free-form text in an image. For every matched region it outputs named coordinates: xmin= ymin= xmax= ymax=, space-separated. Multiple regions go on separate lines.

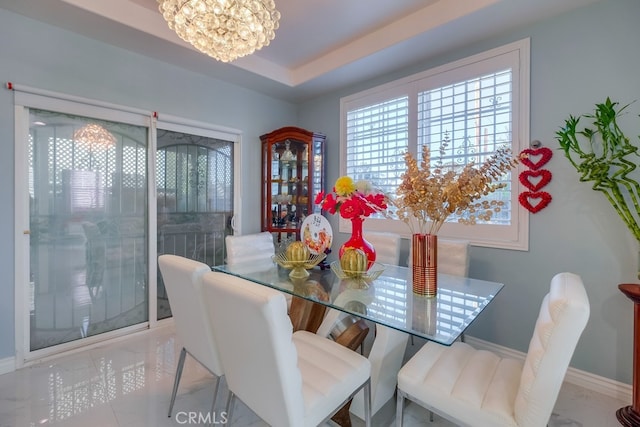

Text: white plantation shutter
xmin=417 ymin=68 xmax=514 ymax=226
xmin=340 ymin=39 xmax=530 ymax=250
xmin=345 ymin=96 xmax=408 ymax=197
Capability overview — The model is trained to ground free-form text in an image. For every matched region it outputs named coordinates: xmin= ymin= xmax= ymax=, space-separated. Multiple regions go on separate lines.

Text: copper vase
xmin=412 ymin=234 xmax=437 ymax=297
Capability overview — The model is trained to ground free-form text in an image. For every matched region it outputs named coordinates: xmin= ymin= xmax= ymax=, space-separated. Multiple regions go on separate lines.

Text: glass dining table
xmin=212 ymin=260 xmax=504 ymax=419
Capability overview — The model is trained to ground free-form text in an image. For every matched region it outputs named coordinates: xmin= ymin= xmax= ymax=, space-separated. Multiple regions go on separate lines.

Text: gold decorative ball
xmin=286 ymin=241 xmax=310 ymax=262
xmin=340 ymin=248 xmax=368 ymax=277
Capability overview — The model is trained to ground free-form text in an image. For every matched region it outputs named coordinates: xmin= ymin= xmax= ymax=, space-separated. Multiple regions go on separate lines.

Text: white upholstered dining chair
xmin=407 ymin=237 xmax=470 ymax=276
xmin=157 ymin=254 xmax=224 ymax=418
xmin=436 ymin=238 xmax=470 ymax=277
xmin=225 ymin=231 xmax=275 ymax=265
xmin=314 ymin=232 xmax=404 ymax=418
xmin=396 ymin=272 xmax=590 ymax=427
xmin=201 ymin=271 xmax=372 ymax=427
xmin=224 ymin=231 xmax=295 ymax=309
xmin=364 ymin=232 xmax=402 ymax=265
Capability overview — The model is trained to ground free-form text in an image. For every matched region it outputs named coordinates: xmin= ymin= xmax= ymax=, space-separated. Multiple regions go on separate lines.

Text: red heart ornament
xmin=519 ymin=191 xmax=552 ymax=213
xmin=519 ymin=169 xmax=552 ymax=192
xmin=520 ymin=147 xmax=553 ymax=170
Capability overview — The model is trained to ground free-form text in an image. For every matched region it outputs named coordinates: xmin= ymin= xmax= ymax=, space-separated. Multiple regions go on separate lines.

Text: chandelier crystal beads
xmin=158 ymin=0 xmax=281 ymax=63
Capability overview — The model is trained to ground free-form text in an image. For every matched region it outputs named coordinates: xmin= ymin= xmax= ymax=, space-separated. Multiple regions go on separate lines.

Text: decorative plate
xmin=300 ymin=213 xmax=333 ymax=255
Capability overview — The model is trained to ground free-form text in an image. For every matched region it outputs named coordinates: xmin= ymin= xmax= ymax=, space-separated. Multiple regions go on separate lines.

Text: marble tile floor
xmin=0 ymin=323 xmax=628 ymax=427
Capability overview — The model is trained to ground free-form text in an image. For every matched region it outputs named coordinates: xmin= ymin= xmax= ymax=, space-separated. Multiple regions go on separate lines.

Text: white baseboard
xmin=0 ymin=356 xmax=15 ymax=375
xmin=465 ymin=335 xmax=632 ymax=403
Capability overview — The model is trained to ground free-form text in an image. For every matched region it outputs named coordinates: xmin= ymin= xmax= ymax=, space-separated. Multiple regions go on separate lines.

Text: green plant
xmin=556 ymin=98 xmax=640 ymax=242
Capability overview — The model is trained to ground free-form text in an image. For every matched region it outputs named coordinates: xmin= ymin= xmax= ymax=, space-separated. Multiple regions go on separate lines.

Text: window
xmin=340 ymin=39 xmax=530 ymax=250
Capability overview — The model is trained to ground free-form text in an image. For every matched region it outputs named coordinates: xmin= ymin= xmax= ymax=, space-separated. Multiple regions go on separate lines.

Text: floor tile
xmin=0 ymin=324 xmax=630 ymax=426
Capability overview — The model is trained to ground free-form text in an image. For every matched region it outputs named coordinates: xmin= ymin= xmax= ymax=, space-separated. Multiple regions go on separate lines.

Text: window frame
xmin=339 ymin=38 xmax=530 ymax=251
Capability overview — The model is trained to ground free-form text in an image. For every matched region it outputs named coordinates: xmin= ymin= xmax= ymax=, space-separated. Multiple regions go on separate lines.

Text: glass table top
xmin=212 ymin=261 xmax=503 ymax=346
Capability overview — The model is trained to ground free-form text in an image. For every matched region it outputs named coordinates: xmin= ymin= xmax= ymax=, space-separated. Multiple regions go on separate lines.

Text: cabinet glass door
xmin=261 ymin=127 xmax=325 ymax=248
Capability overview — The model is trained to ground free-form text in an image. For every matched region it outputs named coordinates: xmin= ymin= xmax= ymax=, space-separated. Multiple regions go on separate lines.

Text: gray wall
xmin=298 ymin=0 xmax=640 ymax=384
xmin=0 ymin=9 xmax=297 ymax=359
xmin=1 ymin=0 xmax=639 ymax=385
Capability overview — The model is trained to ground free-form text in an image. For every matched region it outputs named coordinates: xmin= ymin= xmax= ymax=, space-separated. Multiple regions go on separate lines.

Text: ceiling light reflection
xmin=73 ymin=123 xmax=116 ymax=150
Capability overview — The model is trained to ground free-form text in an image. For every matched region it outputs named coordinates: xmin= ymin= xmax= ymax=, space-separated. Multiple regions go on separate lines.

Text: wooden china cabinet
xmin=260 ymin=126 xmax=326 ymax=244
xmin=262 ymin=127 xmax=358 ymax=426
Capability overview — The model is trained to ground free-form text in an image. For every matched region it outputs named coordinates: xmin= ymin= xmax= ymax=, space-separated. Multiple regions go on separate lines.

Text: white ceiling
xmin=1 ymin=0 xmax=599 ymax=102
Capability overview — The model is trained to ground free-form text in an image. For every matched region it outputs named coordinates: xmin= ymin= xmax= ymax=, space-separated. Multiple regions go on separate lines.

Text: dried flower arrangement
xmin=395 ymin=139 xmax=519 ymax=235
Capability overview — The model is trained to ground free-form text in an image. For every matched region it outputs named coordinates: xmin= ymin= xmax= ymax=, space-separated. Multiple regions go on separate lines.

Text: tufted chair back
xmin=396 ymin=272 xmax=590 ymax=427
xmin=201 ymin=271 xmax=372 ymax=427
xmin=437 ymin=238 xmax=470 ymax=276
xmin=513 ymin=272 xmax=590 ymax=426
xmin=225 ymin=231 xmax=275 ymax=265
xmin=407 ymin=238 xmax=470 ymax=276
xmin=203 ymin=271 xmax=303 ymax=426
xmin=158 ymin=254 xmax=224 ymax=417
xmin=364 ymin=232 xmax=401 ymax=265
xmin=158 ymin=254 xmax=223 ymax=376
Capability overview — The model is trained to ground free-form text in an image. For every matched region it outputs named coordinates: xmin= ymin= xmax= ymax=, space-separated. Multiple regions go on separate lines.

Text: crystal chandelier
xmin=73 ymin=123 xmax=116 ymax=150
xmin=158 ymin=0 xmax=281 ymax=63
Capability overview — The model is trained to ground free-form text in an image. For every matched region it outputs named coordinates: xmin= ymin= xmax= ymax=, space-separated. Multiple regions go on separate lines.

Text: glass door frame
xmin=13 ymin=86 xmax=243 ymax=367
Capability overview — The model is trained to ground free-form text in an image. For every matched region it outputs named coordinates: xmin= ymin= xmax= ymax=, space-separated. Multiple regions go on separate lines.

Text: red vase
xmin=339 ymin=217 xmax=376 ymax=269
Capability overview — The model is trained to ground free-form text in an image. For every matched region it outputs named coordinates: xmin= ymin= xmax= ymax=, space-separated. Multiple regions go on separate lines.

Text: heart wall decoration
xmin=519 ymin=169 xmax=552 ymax=192
xmin=520 ymin=147 xmax=553 ymax=170
xmin=518 ymin=145 xmax=552 ymax=213
xmin=519 ymin=191 xmax=552 ymax=213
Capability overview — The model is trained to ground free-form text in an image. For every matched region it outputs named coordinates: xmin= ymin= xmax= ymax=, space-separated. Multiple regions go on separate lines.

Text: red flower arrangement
xmin=315 ymin=176 xmax=388 ymax=220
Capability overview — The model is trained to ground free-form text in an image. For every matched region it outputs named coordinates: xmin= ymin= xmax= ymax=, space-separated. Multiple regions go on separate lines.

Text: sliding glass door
xmin=14 ymin=88 xmax=242 ymax=364
xmin=27 ymin=108 xmax=148 ymax=351
xmin=156 ymin=129 xmax=234 ymax=320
